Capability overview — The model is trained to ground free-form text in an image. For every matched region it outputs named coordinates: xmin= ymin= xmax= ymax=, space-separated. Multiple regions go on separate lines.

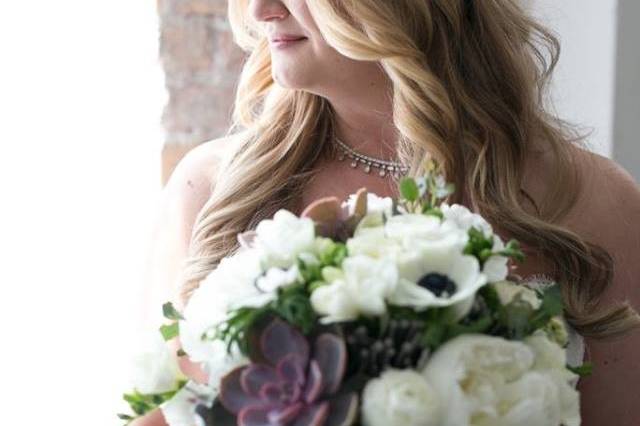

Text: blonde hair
xmin=180 ymin=0 xmax=639 ymax=339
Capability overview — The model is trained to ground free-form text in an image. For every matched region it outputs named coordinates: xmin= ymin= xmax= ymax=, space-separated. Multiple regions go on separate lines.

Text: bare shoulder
xmin=564 ymin=147 xmax=639 ymax=239
xmin=147 ymin=133 xmax=243 ymax=312
xmin=164 ymin=133 xmax=242 ymax=212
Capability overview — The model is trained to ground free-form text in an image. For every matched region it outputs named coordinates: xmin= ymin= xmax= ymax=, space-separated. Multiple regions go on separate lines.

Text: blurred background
xmin=0 ymin=0 xmax=637 ymax=425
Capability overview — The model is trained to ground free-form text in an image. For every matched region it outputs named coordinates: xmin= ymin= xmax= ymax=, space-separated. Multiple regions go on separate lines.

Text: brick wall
xmin=157 ymin=0 xmax=245 ymax=184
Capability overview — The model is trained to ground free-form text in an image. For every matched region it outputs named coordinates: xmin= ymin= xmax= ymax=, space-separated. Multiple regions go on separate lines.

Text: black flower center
xmin=417 ymin=273 xmax=457 ymax=298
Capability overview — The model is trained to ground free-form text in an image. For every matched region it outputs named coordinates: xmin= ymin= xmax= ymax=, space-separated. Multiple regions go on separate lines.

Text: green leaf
xmin=529 ymin=284 xmax=564 ymax=331
xmin=540 ymin=285 xmax=563 ymax=317
xmin=160 ymin=322 xmax=180 ymax=341
xmin=423 ymin=207 xmax=443 ymax=219
xmin=400 ymin=177 xmax=420 ymax=202
xmin=567 ymin=362 xmax=593 ymax=377
xmin=446 ymin=315 xmax=493 ymax=340
xmin=501 ymin=301 xmax=534 ymax=340
xmin=117 ymin=413 xmax=134 ymax=420
xmin=421 ymin=322 xmax=446 ymax=348
xmin=163 ymin=302 xmax=185 ymax=321
xmin=498 ymin=240 xmax=526 ymax=263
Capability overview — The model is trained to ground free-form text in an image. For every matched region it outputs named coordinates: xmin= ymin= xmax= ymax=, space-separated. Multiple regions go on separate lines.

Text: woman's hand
xmin=129 ymin=408 xmax=168 ymax=426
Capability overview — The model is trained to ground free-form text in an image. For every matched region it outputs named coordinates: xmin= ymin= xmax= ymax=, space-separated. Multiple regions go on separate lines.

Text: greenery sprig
xmin=398 ymin=160 xmax=455 ymax=217
xmin=118 ymin=380 xmax=187 ymax=425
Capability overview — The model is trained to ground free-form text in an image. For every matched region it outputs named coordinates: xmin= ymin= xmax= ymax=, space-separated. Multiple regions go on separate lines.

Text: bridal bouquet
xmin=120 ymin=161 xmax=589 ymax=426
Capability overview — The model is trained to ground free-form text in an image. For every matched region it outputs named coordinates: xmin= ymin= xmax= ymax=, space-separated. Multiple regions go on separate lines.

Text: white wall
xmin=529 ymin=0 xmax=619 ymax=157
xmin=613 ymin=0 xmax=640 ymax=181
xmin=0 ymin=1 xmax=166 ymax=424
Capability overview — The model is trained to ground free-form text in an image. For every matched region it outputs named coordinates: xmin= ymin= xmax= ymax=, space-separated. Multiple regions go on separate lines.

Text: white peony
xmin=254 ymin=209 xmax=315 ymax=269
xmin=525 ymin=332 xmax=581 ymax=426
xmin=362 ymin=369 xmax=442 ymax=426
xmin=310 ymin=255 xmax=398 ymax=323
xmin=342 ymin=192 xmax=394 ymax=218
xmin=129 ymin=330 xmax=183 ymax=395
xmin=422 ymin=334 xmax=580 ymax=426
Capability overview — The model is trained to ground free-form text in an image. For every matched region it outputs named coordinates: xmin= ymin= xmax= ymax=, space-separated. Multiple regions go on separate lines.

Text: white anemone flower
xmin=388 ymin=227 xmax=486 ymax=317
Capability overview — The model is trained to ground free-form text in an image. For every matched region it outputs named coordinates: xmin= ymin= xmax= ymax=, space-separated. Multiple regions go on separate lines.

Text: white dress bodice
xmin=520 ymin=273 xmax=586 ymax=387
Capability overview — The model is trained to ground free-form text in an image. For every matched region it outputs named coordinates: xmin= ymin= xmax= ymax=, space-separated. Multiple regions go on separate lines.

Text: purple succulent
xmin=218 ymin=318 xmax=358 ymax=426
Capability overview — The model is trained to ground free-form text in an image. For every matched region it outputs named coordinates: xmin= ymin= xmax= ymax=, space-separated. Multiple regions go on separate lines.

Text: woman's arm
xmin=570 ymin=156 xmax=640 ymax=426
xmin=133 ymin=138 xmax=230 ymax=426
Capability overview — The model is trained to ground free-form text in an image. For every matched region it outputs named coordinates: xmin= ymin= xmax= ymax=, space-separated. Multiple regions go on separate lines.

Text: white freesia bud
xmin=310 ymin=255 xmax=398 ymax=323
xmin=254 ymin=209 xmax=315 ymax=269
xmin=441 ymin=203 xmax=509 ymax=282
xmin=482 ymin=237 xmax=510 ymax=282
xmin=129 ymin=331 xmax=182 ymax=395
xmin=440 ymin=203 xmax=493 ymax=236
xmin=544 ymin=316 xmax=570 ymax=347
xmin=255 ymin=265 xmax=300 ymax=293
xmin=362 ymin=369 xmax=442 ymax=426
xmin=492 ymin=280 xmax=542 ymax=309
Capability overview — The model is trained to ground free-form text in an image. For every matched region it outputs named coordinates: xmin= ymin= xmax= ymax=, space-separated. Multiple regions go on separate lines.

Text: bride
xmin=137 ymin=1 xmax=640 ymax=425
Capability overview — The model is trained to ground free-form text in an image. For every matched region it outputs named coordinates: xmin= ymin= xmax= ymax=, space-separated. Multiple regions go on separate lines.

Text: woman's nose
xmin=249 ymin=0 xmax=290 ymax=23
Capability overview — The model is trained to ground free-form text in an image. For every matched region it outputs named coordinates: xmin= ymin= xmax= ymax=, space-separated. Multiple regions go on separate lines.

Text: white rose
xmin=180 ymin=249 xmax=268 ymax=363
xmin=492 ymin=280 xmax=542 ymax=309
xmin=129 ymin=330 xmax=183 ymax=395
xmin=362 ymin=369 xmax=442 ymax=426
xmin=311 ymin=255 xmax=398 ymax=323
xmin=384 ymin=213 xmax=443 ymax=243
xmin=161 ymin=381 xmax=216 ymax=426
xmin=422 ymin=334 xmax=580 ymax=426
xmin=346 ymin=226 xmax=402 ymax=260
xmin=254 ymin=209 xmax=315 ymax=269
xmin=342 ymin=192 xmax=394 ymax=218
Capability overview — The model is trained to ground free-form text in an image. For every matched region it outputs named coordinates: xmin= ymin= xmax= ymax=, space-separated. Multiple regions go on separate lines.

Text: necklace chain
xmin=333 ymin=137 xmax=409 ymax=178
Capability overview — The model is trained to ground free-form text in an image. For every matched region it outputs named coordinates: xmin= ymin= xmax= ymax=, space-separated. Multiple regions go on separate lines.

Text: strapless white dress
xmin=520 ymin=273 xmax=586 ymax=387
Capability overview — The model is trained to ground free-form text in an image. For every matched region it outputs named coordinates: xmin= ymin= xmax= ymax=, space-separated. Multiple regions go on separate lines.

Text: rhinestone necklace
xmin=333 ymin=137 xmax=409 ymax=178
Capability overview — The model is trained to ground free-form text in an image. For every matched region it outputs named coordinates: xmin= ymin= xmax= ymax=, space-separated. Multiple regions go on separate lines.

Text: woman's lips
xmin=270 ymin=37 xmax=308 ymax=49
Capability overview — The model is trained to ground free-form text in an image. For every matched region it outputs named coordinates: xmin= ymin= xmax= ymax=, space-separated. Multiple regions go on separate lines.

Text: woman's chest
xmin=293 ymin=160 xmax=400 ymax=215
xmin=296 ymin=163 xmax=555 ymax=280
